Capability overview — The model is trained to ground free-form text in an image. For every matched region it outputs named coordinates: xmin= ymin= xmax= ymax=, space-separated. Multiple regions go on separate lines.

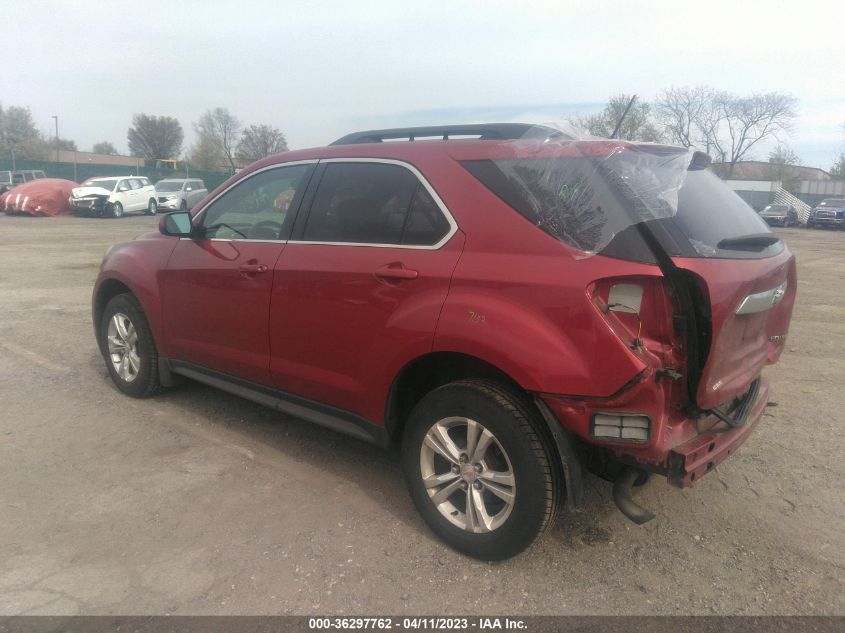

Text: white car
xmin=69 ymin=176 xmax=157 ymax=218
xmin=154 ymin=178 xmax=208 ymax=212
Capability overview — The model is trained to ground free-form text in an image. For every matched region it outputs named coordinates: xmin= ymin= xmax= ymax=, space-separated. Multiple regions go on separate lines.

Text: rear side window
xmin=303 ymin=162 xmax=450 ymax=246
xmin=461 ymin=157 xmax=780 ymax=259
xmin=129 ymin=179 xmax=143 ymax=190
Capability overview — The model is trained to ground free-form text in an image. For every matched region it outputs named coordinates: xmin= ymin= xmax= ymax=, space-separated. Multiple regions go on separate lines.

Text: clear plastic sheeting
xmin=460 ymin=123 xmax=695 ymax=257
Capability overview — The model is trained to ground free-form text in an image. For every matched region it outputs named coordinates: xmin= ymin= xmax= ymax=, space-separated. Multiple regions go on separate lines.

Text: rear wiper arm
xmin=717 ymin=233 xmax=781 ymax=250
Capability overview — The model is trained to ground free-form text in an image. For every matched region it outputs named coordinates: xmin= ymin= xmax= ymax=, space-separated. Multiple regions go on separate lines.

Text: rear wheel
xmin=100 ymin=294 xmax=162 ymax=398
xmin=110 ymin=201 xmax=124 ymax=218
xmin=401 ymin=380 xmax=558 ymax=560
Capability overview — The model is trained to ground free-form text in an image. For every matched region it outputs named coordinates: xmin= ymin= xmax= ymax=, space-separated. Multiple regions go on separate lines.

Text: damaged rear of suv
xmin=93 ymin=123 xmax=795 ymax=560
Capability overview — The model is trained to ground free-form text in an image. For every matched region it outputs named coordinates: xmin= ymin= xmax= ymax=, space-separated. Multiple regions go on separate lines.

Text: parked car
xmin=759 ymin=203 xmax=798 ymax=227
xmin=92 ymin=124 xmax=796 ymax=560
xmin=154 ymin=178 xmax=208 ymax=212
xmin=0 ymin=169 xmax=47 ymax=194
xmin=806 ymin=198 xmax=845 ymax=229
xmin=70 ymin=176 xmax=157 ymax=217
xmin=1 ymin=178 xmax=76 ymax=216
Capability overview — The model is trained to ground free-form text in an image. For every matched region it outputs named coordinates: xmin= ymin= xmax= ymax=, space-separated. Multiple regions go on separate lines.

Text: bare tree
xmin=830 ymin=122 xmax=845 ymax=178
xmin=766 ymin=144 xmax=801 ymax=186
xmin=187 ymin=134 xmax=225 ymax=171
xmin=831 ymin=154 xmax=845 ymax=178
xmin=655 ymin=85 xmax=720 ymax=148
xmin=580 ymin=94 xmax=664 ymax=142
xmin=49 ymin=137 xmax=77 ymax=151
xmin=194 ymin=108 xmax=242 ymax=172
xmin=92 ymin=141 xmax=117 ymax=155
xmin=127 ymin=114 xmax=183 ymax=160
xmin=236 ymin=124 xmax=288 ymax=163
xmin=705 ymin=92 xmax=798 ymax=178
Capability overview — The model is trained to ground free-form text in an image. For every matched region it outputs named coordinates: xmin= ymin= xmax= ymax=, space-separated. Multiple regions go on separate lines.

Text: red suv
xmin=93 ymin=124 xmax=796 ymax=560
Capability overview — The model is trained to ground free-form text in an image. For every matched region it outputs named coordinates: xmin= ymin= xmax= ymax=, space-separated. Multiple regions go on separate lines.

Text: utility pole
xmin=51 ymin=115 xmax=59 ymax=162
xmin=610 ymin=95 xmax=637 ymax=140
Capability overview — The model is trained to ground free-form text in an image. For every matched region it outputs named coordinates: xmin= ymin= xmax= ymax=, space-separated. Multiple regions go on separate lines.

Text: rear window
xmin=461 ymin=157 xmax=780 ymax=260
xmin=156 ymin=180 xmax=183 ymax=192
xmin=83 ymin=179 xmax=117 ymax=190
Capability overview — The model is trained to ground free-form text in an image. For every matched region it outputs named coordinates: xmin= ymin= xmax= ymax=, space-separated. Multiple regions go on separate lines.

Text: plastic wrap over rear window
xmin=460 ymin=143 xmax=692 ymax=257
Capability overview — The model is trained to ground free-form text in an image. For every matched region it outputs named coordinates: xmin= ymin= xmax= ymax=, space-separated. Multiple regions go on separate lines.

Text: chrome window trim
xmin=735 ymin=280 xmax=788 ymax=315
xmin=290 ymin=157 xmax=458 ymax=251
xmin=184 ymin=157 xmax=459 ymax=249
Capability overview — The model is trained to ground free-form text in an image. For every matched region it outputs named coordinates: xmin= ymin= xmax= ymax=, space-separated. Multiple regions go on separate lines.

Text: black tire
xmin=110 ymin=201 xmax=124 ymax=218
xmin=146 ymin=199 xmax=157 ymax=215
xmin=180 ymin=200 xmax=188 ymax=212
xmin=401 ymin=379 xmax=558 ymax=560
xmin=100 ymin=293 xmax=163 ymax=398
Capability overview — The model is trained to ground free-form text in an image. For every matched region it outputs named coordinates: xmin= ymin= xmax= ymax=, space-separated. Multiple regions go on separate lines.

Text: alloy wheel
xmin=107 ymin=312 xmax=140 ymax=382
xmin=419 ymin=416 xmax=516 ymax=533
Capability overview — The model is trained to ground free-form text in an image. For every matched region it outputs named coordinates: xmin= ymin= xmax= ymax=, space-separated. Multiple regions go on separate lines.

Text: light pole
xmin=51 ymin=115 xmax=59 ymax=162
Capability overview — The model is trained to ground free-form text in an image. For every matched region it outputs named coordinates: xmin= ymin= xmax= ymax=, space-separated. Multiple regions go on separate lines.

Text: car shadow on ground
xmin=87 ymin=349 xmax=644 ymax=558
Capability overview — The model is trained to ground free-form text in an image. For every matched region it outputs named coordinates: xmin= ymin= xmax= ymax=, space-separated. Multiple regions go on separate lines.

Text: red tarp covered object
xmin=1 ymin=179 xmax=77 ymax=216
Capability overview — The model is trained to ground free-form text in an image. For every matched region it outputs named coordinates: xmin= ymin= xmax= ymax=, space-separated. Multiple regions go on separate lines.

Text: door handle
xmin=239 ymin=263 xmax=269 ymax=275
xmin=374 ymin=263 xmax=418 ymax=281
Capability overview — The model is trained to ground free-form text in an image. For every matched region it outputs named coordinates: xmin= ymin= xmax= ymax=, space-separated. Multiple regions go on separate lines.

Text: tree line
xmin=0 ymin=104 xmax=288 ymax=173
xmin=2 ymin=92 xmax=844 ymax=177
xmin=581 ymin=87 xmax=807 ymax=178
xmin=126 ymin=109 xmax=288 ymax=171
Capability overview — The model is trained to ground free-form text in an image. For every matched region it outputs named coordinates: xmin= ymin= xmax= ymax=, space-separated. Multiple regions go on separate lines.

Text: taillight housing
xmin=588 ymin=275 xmax=677 ymax=362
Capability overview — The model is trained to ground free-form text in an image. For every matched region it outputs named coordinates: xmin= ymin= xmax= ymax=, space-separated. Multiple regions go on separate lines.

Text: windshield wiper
xmin=717 ymin=233 xmax=780 ymax=250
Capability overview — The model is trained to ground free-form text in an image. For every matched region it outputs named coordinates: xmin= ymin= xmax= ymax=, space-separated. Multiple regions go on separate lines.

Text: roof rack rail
xmin=330 ymin=123 xmax=571 ymax=145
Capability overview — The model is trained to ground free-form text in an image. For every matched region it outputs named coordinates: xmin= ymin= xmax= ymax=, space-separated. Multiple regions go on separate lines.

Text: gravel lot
xmin=0 ymin=215 xmax=842 ymax=616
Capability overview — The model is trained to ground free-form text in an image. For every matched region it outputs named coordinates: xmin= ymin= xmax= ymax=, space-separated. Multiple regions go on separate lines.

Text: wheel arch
xmin=384 ymin=351 xmax=584 ymax=508
xmin=93 ymin=278 xmax=134 ymax=354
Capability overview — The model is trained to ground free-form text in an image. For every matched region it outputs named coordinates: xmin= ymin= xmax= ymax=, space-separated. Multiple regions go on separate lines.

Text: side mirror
xmin=159 ymin=211 xmax=193 ymax=237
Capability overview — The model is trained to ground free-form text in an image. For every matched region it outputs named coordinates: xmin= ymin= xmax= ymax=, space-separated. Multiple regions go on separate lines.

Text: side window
xmin=402 ymin=186 xmax=452 ymax=245
xmin=196 ymin=180 xmax=206 ymax=190
xmin=117 ymin=180 xmax=131 ymax=192
xmin=200 ymin=164 xmax=311 ymax=240
xmin=303 ymin=162 xmax=421 ymax=244
xmin=139 ymin=178 xmax=151 ymax=187
xmin=129 ymin=178 xmax=143 ymax=190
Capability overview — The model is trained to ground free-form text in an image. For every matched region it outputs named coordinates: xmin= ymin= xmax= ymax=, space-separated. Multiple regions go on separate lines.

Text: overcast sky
xmin=4 ymin=0 xmax=844 ymax=169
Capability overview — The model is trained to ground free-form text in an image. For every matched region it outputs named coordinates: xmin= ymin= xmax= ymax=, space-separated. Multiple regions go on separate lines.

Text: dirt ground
xmin=0 ymin=215 xmax=842 ymax=616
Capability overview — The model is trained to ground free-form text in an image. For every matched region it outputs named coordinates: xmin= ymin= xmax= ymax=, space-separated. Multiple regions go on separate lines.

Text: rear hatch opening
xmin=460 ymin=141 xmax=796 ymax=412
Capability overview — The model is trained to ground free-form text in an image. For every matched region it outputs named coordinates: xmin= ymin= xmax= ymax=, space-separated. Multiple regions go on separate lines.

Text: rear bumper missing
xmin=667 ymin=378 xmax=769 ymax=487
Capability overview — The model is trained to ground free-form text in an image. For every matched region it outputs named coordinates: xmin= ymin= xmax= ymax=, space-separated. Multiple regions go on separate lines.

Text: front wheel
xmin=100 ymin=294 xmax=163 ymax=398
xmin=146 ymin=199 xmax=157 ymax=215
xmin=401 ymin=380 xmax=559 ymax=560
xmin=110 ymin=201 xmax=124 ymax=218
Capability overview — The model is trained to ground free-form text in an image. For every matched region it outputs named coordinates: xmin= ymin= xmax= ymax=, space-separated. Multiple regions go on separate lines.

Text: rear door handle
xmin=374 ymin=263 xmax=419 ymax=281
xmin=239 ymin=263 xmax=269 ymax=275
